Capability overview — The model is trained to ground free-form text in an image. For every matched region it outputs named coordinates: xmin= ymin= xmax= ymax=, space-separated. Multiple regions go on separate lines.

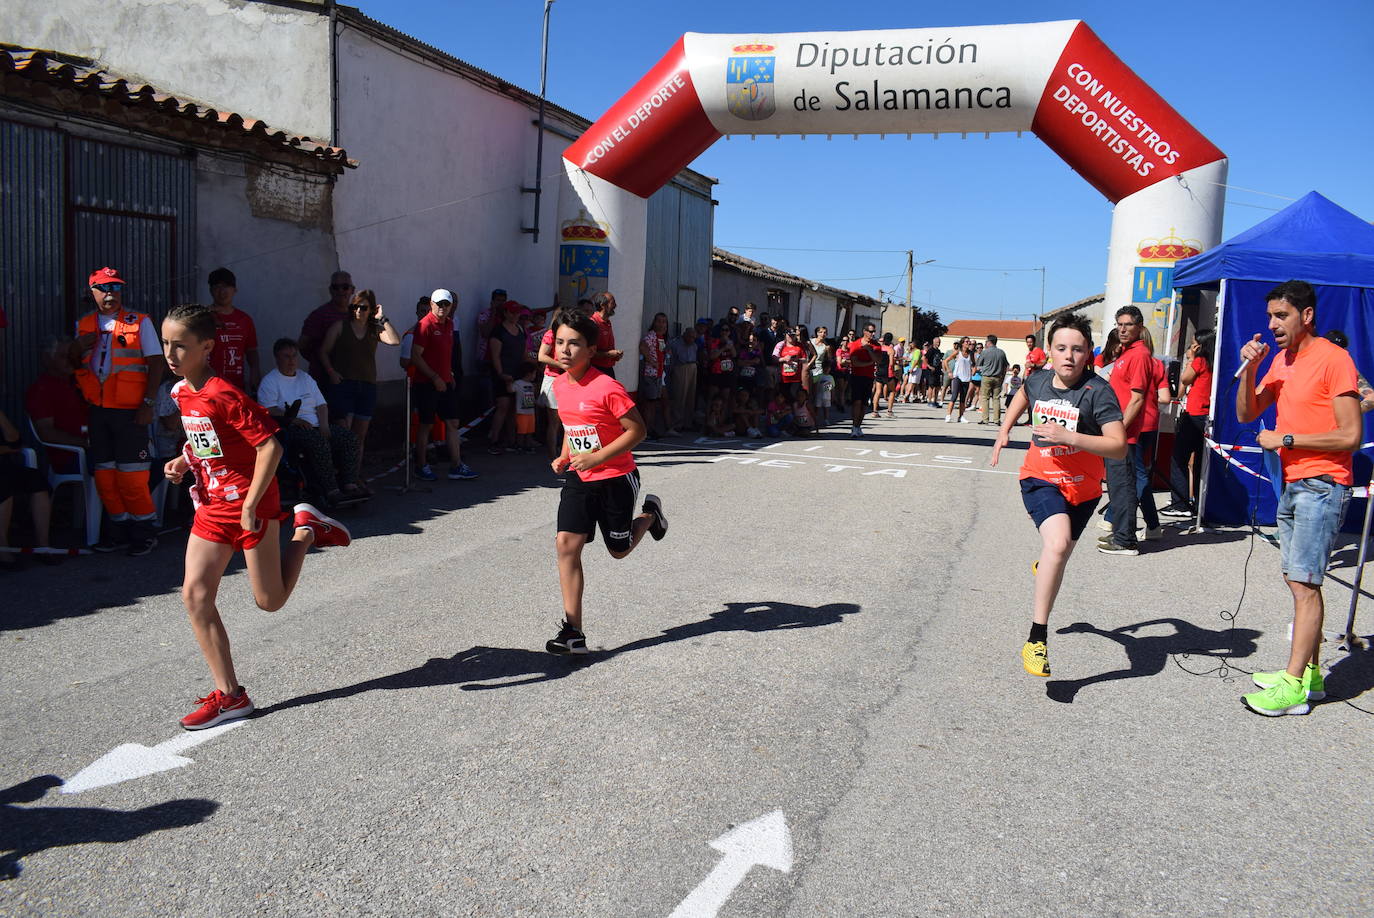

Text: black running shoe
xmin=126 ymin=536 xmax=158 ymax=558
xmin=642 ymin=493 xmax=668 ymax=541
xmin=546 ymin=619 xmax=588 ymax=655
xmin=1159 ymin=503 xmax=1195 ymax=519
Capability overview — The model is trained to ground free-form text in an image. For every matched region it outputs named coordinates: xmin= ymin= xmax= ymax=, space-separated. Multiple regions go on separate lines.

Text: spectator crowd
xmin=2 ymin=266 xmax=1223 ymax=568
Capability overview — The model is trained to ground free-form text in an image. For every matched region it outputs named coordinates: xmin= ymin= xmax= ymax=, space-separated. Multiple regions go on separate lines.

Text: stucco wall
xmin=332 ymin=25 xmax=569 ymax=380
xmin=9 ymin=0 xmax=333 ymax=140
xmin=195 ymin=153 xmax=340 ymax=364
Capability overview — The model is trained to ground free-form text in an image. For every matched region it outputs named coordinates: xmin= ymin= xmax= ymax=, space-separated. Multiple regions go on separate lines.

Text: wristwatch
xmin=1282 ymin=434 xmax=1295 ymax=449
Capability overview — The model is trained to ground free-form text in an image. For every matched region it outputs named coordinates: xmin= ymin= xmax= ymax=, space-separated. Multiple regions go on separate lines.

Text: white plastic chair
xmin=27 ymin=416 xmax=103 ymax=546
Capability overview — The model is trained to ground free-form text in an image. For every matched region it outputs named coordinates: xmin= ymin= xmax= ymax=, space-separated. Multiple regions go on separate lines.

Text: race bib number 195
xmin=566 ymin=423 xmax=602 ymax=454
xmin=182 ymin=416 xmax=224 ymax=459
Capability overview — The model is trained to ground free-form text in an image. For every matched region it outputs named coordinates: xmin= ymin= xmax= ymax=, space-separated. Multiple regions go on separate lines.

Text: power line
xmin=924 ymin=263 xmax=1043 ymax=273
xmin=812 ymin=272 xmax=907 ymax=282
xmin=718 ymin=244 xmax=908 ymax=254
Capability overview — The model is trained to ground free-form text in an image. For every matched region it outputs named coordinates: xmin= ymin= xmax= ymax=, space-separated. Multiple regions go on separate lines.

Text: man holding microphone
xmin=1236 ymin=280 xmax=1362 ymax=716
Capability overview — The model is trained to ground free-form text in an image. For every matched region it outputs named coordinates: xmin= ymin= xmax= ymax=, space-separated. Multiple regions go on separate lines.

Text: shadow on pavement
xmin=258 ymin=599 xmax=861 ymax=714
xmin=0 ymin=775 xmax=218 ymax=880
xmin=1046 ymin=618 xmax=1261 ymax=704
xmin=1323 ymin=645 xmax=1374 ymax=708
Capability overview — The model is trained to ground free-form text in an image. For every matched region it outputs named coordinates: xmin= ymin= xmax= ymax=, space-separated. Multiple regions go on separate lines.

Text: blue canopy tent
xmin=1172 ymin=191 xmax=1374 ymax=527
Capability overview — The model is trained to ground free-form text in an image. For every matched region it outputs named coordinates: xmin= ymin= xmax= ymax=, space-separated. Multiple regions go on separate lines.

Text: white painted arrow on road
xmin=61 ymin=721 xmax=247 ymax=794
xmin=669 ymin=810 xmax=793 ymax=918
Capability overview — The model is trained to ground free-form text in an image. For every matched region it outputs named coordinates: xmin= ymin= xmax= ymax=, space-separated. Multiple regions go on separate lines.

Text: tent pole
xmin=1334 ymin=473 xmax=1373 ymax=651
xmin=1193 ymin=279 xmax=1227 ymax=531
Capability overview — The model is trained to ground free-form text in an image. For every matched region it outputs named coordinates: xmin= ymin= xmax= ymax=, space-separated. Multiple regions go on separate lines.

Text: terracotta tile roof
xmin=944 ymin=319 xmax=1037 ymax=339
xmin=0 ymin=45 xmax=356 ymax=172
xmin=712 ymin=247 xmax=882 ymax=307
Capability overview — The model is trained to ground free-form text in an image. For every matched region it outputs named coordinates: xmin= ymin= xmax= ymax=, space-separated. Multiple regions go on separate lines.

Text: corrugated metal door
xmin=67 ymin=136 xmax=196 ymax=322
xmin=0 ymin=120 xmax=64 ymax=422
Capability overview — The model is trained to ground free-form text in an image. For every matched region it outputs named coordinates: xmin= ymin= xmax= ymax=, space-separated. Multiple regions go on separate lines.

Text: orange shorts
xmin=191 ymin=483 xmax=284 ymax=551
xmin=515 ymin=413 xmax=536 ymax=435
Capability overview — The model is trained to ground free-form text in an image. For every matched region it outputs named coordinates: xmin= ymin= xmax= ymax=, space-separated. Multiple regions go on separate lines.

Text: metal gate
xmin=0 ymin=119 xmax=195 ymax=418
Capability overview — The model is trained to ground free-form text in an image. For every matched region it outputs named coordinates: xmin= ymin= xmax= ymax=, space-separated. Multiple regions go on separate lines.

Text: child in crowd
xmin=814 ymin=370 xmax=835 ymax=423
xmin=792 ymin=394 xmax=816 ymax=437
xmin=1004 ymin=364 xmax=1024 ymax=421
xmin=704 ymin=396 xmax=732 ymax=437
xmin=513 ymin=362 xmax=539 ymax=454
xmin=161 ymin=304 xmax=351 ymax=729
xmin=548 ymin=310 xmax=666 ymax=654
xmin=732 ymin=389 xmax=762 ymax=438
xmin=990 ymin=315 xmax=1125 ymax=679
xmin=766 ymin=391 xmax=792 ymax=437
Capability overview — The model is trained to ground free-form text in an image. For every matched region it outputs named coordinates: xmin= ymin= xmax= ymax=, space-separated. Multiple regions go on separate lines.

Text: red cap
xmin=88 ymin=267 xmax=125 ymax=286
xmin=502 ymin=300 xmax=526 ymax=314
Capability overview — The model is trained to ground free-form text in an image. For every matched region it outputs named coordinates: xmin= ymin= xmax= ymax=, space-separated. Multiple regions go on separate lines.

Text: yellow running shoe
xmin=1031 ymin=559 xmax=1039 ymax=576
xmin=1022 ymin=641 xmax=1051 ymax=677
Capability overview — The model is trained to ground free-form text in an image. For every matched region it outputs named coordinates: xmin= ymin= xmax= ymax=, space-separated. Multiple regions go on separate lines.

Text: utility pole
xmin=906 ymin=250 xmax=914 ymax=341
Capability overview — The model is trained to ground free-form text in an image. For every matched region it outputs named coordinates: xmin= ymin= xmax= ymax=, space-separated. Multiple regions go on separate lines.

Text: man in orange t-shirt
xmin=1236 ymin=280 xmax=1362 ymax=716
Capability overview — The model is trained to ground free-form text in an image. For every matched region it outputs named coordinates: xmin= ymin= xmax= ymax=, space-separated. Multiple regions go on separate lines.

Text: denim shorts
xmin=1277 ymin=476 xmax=1349 ymax=586
xmin=328 ymin=378 xmax=378 ymax=421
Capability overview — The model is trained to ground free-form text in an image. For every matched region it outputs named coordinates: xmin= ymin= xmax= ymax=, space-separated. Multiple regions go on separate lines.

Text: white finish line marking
xmin=61 ymin=720 xmax=247 ymax=794
xmin=638 ymin=439 xmax=1015 ymax=475
xmin=669 ymin=810 xmax=793 ymax=918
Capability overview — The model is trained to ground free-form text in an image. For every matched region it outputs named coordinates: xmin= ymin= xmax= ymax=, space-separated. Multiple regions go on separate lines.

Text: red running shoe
xmin=181 ymin=687 xmax=254 ymax=730
xmin=292 ymin=502 xmax=351 ymax=548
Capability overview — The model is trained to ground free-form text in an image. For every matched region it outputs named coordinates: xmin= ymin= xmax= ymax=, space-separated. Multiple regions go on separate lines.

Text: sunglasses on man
xmin=92 ymin=282 xmax=124 ymax=292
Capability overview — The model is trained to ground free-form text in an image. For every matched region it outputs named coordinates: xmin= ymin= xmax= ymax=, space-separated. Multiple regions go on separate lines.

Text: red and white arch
xmin=558 ymin=21 xmax=1226 ymax=384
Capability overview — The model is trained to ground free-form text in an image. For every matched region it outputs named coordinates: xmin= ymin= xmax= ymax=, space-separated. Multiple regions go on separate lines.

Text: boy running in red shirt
xmin=547 ymin=310 xmax=666 ymax=654
xmin=991 ymin=315 xmax=1127 ymax=677
xmin=161 ymin=305 xmax=350 ymax=729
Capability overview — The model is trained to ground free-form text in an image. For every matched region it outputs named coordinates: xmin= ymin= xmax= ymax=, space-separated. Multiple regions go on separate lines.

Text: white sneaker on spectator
xmin=959 ymin=416 xmax=971 ymax=423
xmin=944 ymin=415 xmax=952 ymax=423
xmin=1097 ymin=518 xmax=1114 ymax=531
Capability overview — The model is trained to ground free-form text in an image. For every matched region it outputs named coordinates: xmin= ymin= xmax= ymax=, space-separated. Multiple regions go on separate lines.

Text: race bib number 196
xmin=566 ymin=423 xmax=602 ymax=454
xmin=182 ymin=416 xmax=224 ymax=459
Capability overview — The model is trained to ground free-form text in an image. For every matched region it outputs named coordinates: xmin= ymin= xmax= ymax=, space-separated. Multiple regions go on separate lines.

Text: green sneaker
xmin=1252 ymin=664 xmax=1325 ymax=701
xmin=1242 ymin=672 xmax=1310 ymax=716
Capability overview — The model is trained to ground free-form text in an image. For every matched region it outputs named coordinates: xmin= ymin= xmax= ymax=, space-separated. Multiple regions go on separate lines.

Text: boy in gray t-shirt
xmin=991 ymin=316 xmax=1127 ymax=680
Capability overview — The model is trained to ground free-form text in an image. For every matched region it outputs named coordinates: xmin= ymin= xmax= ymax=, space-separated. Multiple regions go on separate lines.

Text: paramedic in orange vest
xmin=72 ymin=267 xmax=166 ymax=555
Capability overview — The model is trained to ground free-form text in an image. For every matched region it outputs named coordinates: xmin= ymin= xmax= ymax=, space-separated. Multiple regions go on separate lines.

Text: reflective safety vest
xmin=75 ymin=310 xmax=152 ymax=408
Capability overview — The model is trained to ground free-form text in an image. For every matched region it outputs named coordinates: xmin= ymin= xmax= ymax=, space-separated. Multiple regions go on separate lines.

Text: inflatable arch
xmin=555 ymin=21 xmax=1226 ymax=388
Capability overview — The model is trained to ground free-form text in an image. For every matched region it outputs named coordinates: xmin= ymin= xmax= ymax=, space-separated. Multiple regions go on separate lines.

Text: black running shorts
xmin=557 ymin=469 xmax=641 ymax=553
xmin=849 ymin=375 xmax=874 ymax=405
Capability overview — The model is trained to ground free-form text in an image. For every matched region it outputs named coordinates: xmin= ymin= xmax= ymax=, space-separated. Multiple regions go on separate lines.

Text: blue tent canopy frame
xmin=1172 ymin=191 xmax=1374 ymax=526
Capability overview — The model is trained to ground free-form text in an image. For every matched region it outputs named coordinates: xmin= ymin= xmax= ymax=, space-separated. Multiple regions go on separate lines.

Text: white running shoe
xmin=944 ymin=415 xmax=952 ymax=423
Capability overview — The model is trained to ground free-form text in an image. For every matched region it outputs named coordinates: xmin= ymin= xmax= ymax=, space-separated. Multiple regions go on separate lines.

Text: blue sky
xmin=354 ymin=0 xmax=1374 ymax=323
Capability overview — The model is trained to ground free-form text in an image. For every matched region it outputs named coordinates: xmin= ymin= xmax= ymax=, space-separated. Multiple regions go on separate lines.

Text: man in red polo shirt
xmin=589 ymin=291 xmax=624 ymax=380
xmin=1099 ymin=306 xmax=1152 ymax=555
xmin=409 ymin=289 xmax=476 ymax=482
xmin=1024 ymin=333 xmax=1047 ymax=375
xmin=847 ymin=323 xmax=879 ymax=438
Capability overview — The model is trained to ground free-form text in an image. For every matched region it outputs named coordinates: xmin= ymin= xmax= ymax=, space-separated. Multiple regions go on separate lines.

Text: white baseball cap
xmin=429 ymin=288 xmax=454 ymax=304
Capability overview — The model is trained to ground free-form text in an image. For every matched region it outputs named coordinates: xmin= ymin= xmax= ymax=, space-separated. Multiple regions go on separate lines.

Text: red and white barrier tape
xmin=1205 ymin=437 xmax=1371 ymax=498
xmin=365 ymin=407 xmax=494 ymax=483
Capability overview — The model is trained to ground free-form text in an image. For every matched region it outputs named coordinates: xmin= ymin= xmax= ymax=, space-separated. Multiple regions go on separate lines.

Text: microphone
xmin=1234 ymin=336 xmax=1269 ymax=380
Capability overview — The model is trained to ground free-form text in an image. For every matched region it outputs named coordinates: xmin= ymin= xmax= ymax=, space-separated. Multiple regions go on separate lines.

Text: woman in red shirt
xmin=1162 ymin=329 xmax=1214 ymax=518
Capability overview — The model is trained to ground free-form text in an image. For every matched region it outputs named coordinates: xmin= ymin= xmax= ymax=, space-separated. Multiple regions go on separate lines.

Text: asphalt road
xmin=3 ymin=401 xmax=1372 ymax=917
